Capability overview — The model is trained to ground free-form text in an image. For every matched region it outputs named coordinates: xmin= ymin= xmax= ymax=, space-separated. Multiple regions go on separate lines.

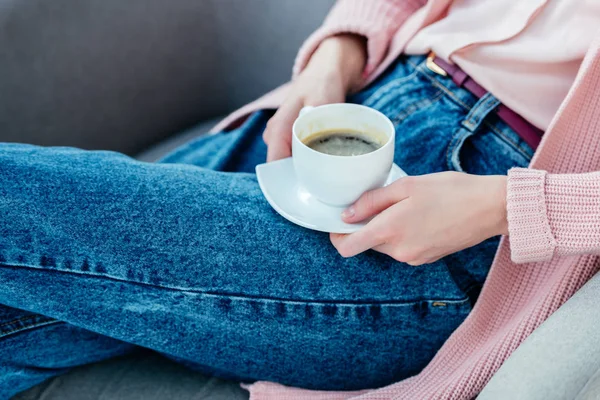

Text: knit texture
xmin=213 ymin=1 xmax=600 ymax=398
xmin=506 ymin=169 xmax=556 ymax=263
xmin=292 ymin=0 xmax=426 ymax=79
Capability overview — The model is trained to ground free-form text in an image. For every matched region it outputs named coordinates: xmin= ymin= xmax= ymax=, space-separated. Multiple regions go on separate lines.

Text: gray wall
xmin=0 ymin=0 xmax=335 ymax=154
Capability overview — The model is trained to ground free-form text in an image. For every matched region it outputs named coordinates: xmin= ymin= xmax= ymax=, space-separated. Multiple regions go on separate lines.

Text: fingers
xmin=341 ymin=178 xmax=411 ymax=223
xmin=266 ymin=135 xmax=292 ymax=163
xmin=264 ymin=98 xmax=303 ymax=162
xmin=330 ymin=216 xmax=388 ymax=258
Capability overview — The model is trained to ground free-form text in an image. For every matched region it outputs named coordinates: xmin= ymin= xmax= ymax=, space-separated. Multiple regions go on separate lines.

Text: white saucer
xmin=256 ymin=158 xmax=407 ymax=234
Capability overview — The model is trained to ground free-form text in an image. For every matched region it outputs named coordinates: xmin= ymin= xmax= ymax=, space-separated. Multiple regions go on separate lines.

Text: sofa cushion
xmin=577 ymin=367 xmax=600 ymax=400
xmin=136 ymin=116 xmax=224 ymax=162
xmin=479 ymin=272 xmax=600 ymax=400
xmin=0 ymin=0 xmax=333 ymax=155
xmin=14 ymin=352 xmax=248 ymax=400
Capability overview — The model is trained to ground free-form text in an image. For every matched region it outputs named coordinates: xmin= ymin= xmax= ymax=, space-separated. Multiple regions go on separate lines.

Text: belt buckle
xmin=426 ymin=52 xmax=447 ymax=77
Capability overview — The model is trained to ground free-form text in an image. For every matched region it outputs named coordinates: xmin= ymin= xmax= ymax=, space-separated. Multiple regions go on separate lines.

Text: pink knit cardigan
xmin=214 ymin=1 xmax=600 ymax=398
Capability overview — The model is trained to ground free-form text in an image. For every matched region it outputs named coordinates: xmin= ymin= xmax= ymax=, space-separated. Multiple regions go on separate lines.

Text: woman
xmin=2 ymin=0 xmax=600 ymax=399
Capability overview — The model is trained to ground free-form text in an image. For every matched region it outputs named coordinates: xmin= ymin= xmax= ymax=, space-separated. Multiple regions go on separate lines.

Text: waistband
xmin=426 ymin=53 xmax=543 ymax=150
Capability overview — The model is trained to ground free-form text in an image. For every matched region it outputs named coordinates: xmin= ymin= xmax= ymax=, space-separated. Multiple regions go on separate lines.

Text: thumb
xmin=342 ymin=182 xmax=409 ymax=223
xmin=264 ymin=98 xmax=303 ymax=162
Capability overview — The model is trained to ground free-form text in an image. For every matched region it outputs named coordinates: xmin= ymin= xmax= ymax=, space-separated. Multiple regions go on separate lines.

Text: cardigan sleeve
xmin=506 ymin=168 xmax=600 ymax=263
xmin=292 ymin=0 xmax=427 ymax=80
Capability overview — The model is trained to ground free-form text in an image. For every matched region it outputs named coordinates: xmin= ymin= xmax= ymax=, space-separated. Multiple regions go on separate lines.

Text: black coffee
xmin=303 ymin=130 xmax=382 ymax=156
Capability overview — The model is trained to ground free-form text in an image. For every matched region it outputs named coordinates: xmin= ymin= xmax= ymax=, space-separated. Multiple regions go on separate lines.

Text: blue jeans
xmin=0 ymin=56 xmax=533 ymax=398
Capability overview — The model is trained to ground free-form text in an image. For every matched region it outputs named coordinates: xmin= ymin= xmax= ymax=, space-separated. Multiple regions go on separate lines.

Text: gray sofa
xmin=3 ymin=0 xmax=600 ymax=399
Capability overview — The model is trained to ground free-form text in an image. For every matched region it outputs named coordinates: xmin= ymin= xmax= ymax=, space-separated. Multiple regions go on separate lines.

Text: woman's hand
xmin=330 ymin=172 xmax=509 ymax=265
xmin=264 ymin=34 xmax=367 ymax=162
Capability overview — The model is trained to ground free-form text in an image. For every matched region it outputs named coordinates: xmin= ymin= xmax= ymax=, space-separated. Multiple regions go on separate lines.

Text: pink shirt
xmin=405 ymin=0 xmax=598 ymax=130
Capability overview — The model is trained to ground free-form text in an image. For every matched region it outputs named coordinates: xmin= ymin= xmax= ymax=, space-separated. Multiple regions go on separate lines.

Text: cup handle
xmin=298 ymin=106 xmax=314 ymax=118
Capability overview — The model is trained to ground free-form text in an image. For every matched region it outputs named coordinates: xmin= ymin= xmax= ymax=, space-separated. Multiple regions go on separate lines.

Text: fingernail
xmin=342 ymin=207 xmax=355 ymax=219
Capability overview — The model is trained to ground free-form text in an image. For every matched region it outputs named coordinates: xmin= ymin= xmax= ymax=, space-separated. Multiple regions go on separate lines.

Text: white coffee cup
xmin=292 ymin=103 xmax=395 ymax=207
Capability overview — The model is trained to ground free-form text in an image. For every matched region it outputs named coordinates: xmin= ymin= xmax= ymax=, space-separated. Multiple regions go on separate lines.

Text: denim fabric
xmin=0 ymin=55 xmax=533 ymax=399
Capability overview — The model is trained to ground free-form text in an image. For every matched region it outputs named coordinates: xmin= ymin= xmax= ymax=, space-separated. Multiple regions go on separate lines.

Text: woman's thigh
xmin=0 ymin=55 xmax=534 ymax=393
xmin=165 ymin=54 xmax=534 ymax=301
xmin=345 ymin=55 xmax=534 ymax=297
xmin=0 ymin=142 xmax=471 ymax=391
xmin=158 ymin=110 xmax=272 ymax=173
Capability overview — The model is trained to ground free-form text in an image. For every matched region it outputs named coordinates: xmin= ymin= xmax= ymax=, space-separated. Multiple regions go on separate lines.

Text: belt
xmin=426 ymin=53 xmax=543 ymax=150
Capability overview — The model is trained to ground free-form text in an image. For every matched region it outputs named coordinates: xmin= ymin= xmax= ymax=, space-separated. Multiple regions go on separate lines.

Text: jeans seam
xmin=362 ymin=65 xmax=444 ymax=127
xmin=408 ymin=58 xmax=475 ymax=111
xmin=392 ymin=90 xmax=444 ymax=125
xmin=463 ymin=95 xmax=500 ymax=128
xmin=407 ymin=58 xmax=533 ymax=161
xmin=0 ymin=315 xmax=39 ymax=329
xmin=362 ymin=69 xmax=420 ymax=109
xmin=0 ymin=318 xmax=62 ymax=339
xmin=446 ymin=126 xmax=469 ymax=172
xmin=2 ymin=262 xmax=470 ymax=307
xmin=486 ymin=122 xmax=534 ymax=160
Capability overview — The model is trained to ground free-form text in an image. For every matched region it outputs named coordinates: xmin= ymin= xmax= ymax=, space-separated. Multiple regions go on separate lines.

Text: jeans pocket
xmin=361 ymin=69 xmax=420 ymax=109
xmin=358 ymin=68 xmax=443 ymax=127
xmin=446 ymin=117 xmax=534 ymax=176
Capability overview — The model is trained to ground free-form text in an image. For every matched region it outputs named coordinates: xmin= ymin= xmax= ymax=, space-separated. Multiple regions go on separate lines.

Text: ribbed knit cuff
xmin=292 ymin=0 xmax=424 ymax=80
xmin=506 ymin=168 xmax=557 ymax=263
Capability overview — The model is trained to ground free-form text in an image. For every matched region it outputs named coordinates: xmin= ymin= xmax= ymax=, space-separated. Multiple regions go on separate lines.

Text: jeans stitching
xmin=446 ymin=127 xmax=470 ymax=172
xmin=0 ymin=315 xmax=42 ymax=329
xmin=485 ymin=120 xmax=531 ymax=158
xmin=0 ymin=319 xmax=61 ymax=339
xmin=407 ymin=59 xmax=533 ymax=161
xmin=2 ymin=262 xmax=471 ymax=306
xmin=392 ymin=90 xmax=444 ymax=125
xmin=464 ymin=95 xmax=500 ymax=128
xmin=362 ymin=66 xmax=444 ymax=127
xmin=407 ymin=58 xmax=475 ymax=111
xmin=362 ymin=69 xmax=420 ymax=109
